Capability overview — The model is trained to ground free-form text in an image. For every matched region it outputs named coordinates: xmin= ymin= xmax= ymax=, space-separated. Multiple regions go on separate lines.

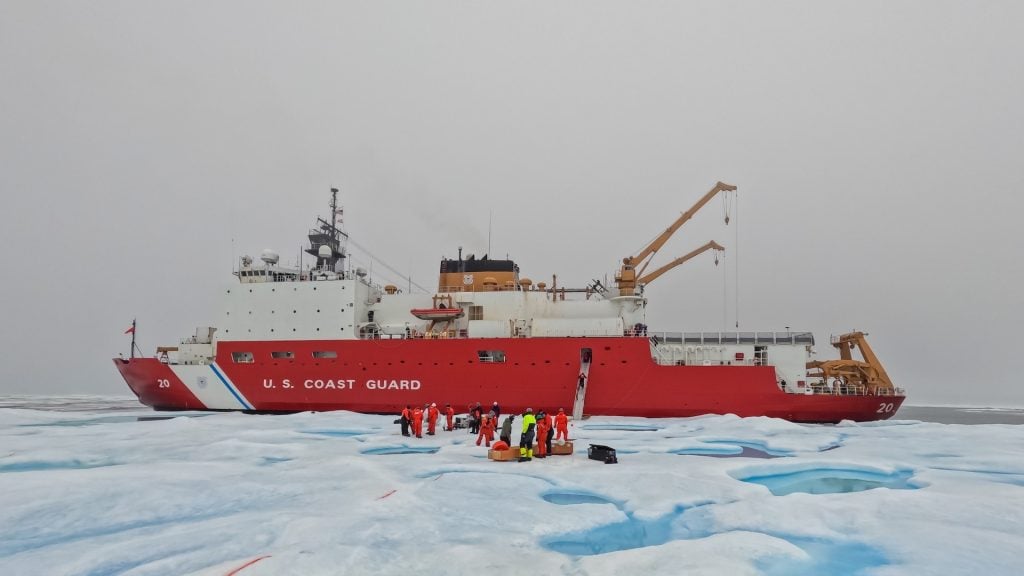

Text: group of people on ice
xmin=509 ymin=407 xmax=570 ymax=461
xmin=398 ymin=402 xmax=456 ymax=438
xmin=397 ymin=401 xmax=570 ymax=460
xmin=465 ymin=402 xmax=570 ymax=462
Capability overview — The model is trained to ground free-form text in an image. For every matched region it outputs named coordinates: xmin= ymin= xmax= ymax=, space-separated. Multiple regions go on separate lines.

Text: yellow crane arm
xmin=636 ymin=241 xmax=724 ymax=287
xmin=615 ymin=181 xmax=736 ymax=296
xmin=629 ymin=181 xmax=736 ymax=277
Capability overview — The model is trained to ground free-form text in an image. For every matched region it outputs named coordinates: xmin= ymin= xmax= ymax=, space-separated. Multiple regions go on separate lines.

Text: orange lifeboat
xmin=410 ymin=307 xmax=464 ymax=321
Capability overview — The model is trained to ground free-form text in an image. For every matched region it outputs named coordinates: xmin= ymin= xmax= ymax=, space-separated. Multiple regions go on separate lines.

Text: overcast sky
xmin=2 ymin=1 xmax=1022 ymax=407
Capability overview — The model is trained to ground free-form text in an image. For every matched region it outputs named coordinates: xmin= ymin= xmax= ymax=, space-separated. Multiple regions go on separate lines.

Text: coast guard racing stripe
xmin=211 ymin=362 xmax=253 ymax=410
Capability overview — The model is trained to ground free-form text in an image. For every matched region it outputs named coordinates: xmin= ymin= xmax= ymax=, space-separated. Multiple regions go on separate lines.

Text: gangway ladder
xmin=572 ymin=350 xmax=592 ymax=421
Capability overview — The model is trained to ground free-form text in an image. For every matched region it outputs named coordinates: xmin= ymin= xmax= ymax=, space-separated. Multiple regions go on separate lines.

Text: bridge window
xmin=231 ymin=352 xmax=254 ymax=363
xmin=468 ymin=305 xmax=484 ymax=321
xmin=271 ymin=351 xmax=294 ymax=359
xmin=477 ymin=350 xmax=506 ymax=363
xmin=313 ymin=351 xmax=337 ymax=358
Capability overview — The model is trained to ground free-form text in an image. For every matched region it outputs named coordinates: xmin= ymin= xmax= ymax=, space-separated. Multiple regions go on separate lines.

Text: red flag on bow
xmin=124 ymin=323 xmax=135 ymax=334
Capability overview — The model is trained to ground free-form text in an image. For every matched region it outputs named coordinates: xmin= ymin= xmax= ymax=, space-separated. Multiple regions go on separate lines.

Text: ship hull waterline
xmin=114 ymin=336 xmax=903 ymax=423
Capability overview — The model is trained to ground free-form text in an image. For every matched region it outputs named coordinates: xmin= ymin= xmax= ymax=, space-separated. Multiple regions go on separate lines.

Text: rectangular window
xmin=468 ymin=305 xmax=484 ymax=321
xmin=271 ymin=351 xmax=294 ymax=359
xmin=477 ymin=350 xmax=506 ymax=363
xmin=312 ymin=351 xmax=337 ymax=359
xmin=231 ymin=352 xmax=254 ymax=363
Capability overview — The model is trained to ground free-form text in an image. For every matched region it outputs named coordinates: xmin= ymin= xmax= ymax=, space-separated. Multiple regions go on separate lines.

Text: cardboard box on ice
xmin=551 ymin=441 xmax=573 ymax=455
xmin=488 ymin=446 xmax=519 ymax=461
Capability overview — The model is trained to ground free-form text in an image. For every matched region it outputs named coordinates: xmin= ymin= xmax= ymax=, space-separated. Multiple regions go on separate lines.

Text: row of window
xmin=230 ymin=350 xmax=506 ymax=364
xmin=231 ymin=351 xmax=338 ymax=363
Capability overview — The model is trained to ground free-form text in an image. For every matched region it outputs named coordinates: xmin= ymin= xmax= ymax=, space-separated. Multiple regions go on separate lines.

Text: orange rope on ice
xmin=224 ymin=555 xmax=271 ymax=576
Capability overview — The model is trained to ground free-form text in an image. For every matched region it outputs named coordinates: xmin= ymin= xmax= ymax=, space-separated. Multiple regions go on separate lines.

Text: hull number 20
xmin=877 ymin=402 xmax=895 ymax=414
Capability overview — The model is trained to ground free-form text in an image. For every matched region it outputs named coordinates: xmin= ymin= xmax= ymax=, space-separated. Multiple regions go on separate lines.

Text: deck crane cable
xmin=734 ymin=192 xmax=740 ymax=329
xmin=347 ymin=237 xmax=432 ymax=294
xmin=722 ymin=249 xmax=728 ymax=331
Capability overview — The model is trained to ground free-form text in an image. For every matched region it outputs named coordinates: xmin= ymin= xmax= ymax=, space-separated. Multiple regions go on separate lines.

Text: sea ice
xmin=1 ymin=401 xmax=1022 ymax=575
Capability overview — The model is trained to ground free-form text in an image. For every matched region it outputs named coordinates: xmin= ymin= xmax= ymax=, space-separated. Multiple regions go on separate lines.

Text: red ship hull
xmin=113 ymin=336 xmax=904 ymax=423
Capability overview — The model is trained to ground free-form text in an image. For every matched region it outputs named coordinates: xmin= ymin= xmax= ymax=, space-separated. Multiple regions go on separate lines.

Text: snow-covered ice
xmin=1 ymin=405 xmax=1022 ymax=575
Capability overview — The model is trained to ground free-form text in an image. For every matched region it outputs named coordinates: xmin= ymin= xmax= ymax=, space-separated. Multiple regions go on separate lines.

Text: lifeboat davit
xmin=410 ymin=307 xmax=464 ymax=321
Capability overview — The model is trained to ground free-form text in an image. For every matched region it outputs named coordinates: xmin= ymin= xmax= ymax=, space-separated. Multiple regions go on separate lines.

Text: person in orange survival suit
xmin=476 ymin=413 xmax=495 ymax=447
xmin=412 ymin=405 xmax=424 ymax=438
xmin=555 ymin=408 xmax=569 ymax=442
xmin=541 ymin=409 xmax=555 ymax=454
xmin=445 ymin=404 xmax=454 ymax=431
xmin=427 ymin=403 xmax=439 ymax=435
xmin=534 ymin=410 xmax=550 ymax=458
xmin=400 ymin=405 xmax=411 ymax=437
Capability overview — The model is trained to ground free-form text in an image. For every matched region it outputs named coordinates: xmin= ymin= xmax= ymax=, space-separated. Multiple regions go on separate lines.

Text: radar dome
xmin=317 ymin=245 xmax=332 ymax=258
xmin=260 ymin=249 xmax=280 ymax=265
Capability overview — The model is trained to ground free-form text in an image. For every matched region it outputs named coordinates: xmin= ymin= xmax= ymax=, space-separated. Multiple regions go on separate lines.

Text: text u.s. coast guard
xmin=262 ymin=378 xmax=421 ymax=390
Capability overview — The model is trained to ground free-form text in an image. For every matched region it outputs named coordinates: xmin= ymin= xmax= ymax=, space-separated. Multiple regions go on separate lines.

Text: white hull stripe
xmin=210 ymin=362 xmax=253 ymax=410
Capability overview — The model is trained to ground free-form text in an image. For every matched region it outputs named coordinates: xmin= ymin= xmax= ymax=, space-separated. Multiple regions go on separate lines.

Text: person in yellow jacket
xmin=518 ymin=408 xmax=537 ymax=462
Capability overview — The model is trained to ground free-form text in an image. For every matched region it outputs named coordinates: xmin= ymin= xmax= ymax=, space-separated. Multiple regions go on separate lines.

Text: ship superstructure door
xmin=754 ymin=345 xmax=768 ymax=366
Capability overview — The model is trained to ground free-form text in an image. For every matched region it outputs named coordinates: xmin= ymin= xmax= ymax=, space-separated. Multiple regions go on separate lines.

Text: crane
xmin=615 ymin=181 xmax=736 ymax=296
xmin=806 ymin=332 xmax=898 ymax=396
xmin=635 ymin=240 xmax=725 ymax=290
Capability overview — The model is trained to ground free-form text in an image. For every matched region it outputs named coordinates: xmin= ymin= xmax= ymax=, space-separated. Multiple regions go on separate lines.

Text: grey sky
xmin=2 ymin=1 xmax=1021 ymax=406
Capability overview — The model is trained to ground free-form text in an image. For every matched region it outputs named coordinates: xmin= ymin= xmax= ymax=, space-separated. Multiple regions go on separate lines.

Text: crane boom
xmin=636 ymin=241 xmax=724 ymax=288
xmin=616 ymin=181 xmax=736 ymax=296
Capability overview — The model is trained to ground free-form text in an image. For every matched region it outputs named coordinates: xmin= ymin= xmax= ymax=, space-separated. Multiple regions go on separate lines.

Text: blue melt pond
xmin=544 ymin=506 xmax=691 ymax=556
xmin=361 ymin=445 xmax=439 ymax=455
xmin=0 ymin=459 xmax=116 ymax=473
xmin=301 ymin=429 xmax=375 ymax=438
xmin=542 ymin=491 xmax=618 ymax=507
xmin=737 ymin=467 xmax=918 ymax=495
xmin=759 ymin=537 xmax=888 ymax=576
xmin=581 ymin=424 xmax=662 ymax=431
xmin=702 ymin=440 xmax=792 ymax=457
xmin=672 ymin=446 xmax=784 ymax=459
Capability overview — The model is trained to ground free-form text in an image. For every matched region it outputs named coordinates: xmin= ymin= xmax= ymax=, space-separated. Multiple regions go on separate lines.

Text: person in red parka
xmin=445 ymin=404 xmax=455 ymax=431
xmin=555 ymin=408 xmax=569 ymax=441
xmin=427 ymin=403 xmax=439 ymax=435
xmin=399 ymin=405 xmax=412 ymax=437
xmin=535 ymin=411 xmax=550 ymax=458
xmin=476 ymin=414 xmax=495 ymax=447
xmin=412 ymin=405 xmax=424 ymax=438
xmin=541 ymin=409 xmax=555 ymax=454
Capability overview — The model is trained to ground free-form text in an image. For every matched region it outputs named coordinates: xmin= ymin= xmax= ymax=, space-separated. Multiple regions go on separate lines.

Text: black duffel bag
xmin=588 ymin=444 xmax=618 ymax=464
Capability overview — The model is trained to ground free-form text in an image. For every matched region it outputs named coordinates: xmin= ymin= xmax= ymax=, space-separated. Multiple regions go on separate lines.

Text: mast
xmin=305 ymin=187 xmax=348 ymax=272
xmin=330 ymin=187 xmax=339 ymax=247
